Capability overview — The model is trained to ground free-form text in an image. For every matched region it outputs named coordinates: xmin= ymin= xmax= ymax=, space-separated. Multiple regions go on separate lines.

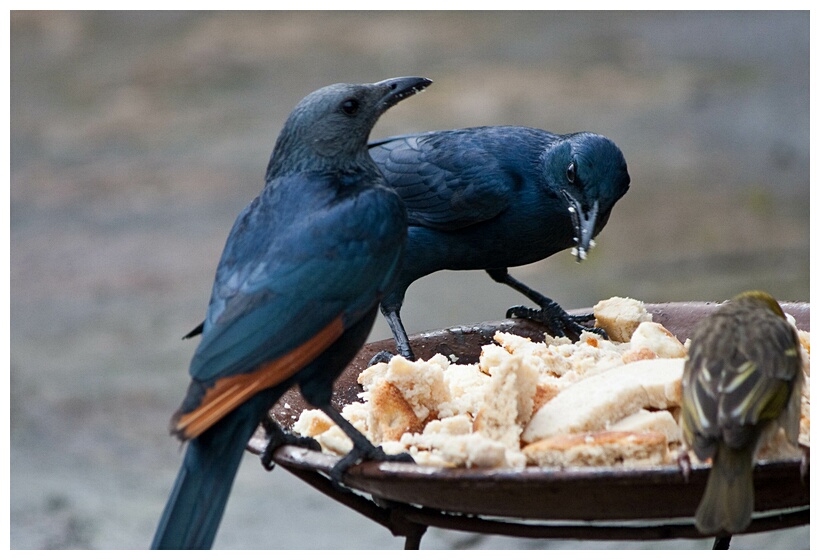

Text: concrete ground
xmin=9 ymin=11 xmax=809 ymax=549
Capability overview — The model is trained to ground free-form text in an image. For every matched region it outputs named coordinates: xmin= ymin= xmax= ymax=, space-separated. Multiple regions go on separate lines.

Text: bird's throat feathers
xmin=266 ymin=143 xmax=379 ymax=184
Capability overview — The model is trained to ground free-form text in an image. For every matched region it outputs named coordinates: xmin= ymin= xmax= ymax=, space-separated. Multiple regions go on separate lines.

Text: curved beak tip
xmin=378 ymin=76 xmax=433 ymax=107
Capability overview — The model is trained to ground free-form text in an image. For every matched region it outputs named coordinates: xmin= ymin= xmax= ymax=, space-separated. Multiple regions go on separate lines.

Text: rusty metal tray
xmin=247 ymin=302 xmax=810 ymax=546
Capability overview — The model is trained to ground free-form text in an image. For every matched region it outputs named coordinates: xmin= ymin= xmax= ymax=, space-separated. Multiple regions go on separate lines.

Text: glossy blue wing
xmin=190 ymin=174 xmax=405 ymax=385
xmin=370 ymin=131 xmax=512 ymax=231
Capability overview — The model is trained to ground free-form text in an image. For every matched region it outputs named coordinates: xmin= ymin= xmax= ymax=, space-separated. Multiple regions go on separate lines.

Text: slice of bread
xmin=610 ymin=409 xmax=681 ymax=444
xmin=522 ymin=358 xmax=684 ymax=443
xmin=523 ymin=430 xmax=669 ymax=467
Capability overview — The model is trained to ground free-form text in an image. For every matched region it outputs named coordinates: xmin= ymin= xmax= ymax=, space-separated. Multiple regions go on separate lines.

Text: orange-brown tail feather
xmin=173 ymin=316 xmax=345 ymax=440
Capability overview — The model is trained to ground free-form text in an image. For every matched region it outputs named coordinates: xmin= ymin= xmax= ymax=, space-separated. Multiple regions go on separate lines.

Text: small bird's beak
xmin=375 ymin=76 xmax=433 ymax=111
xmin=563 ymin=192 xmax=599 ymax=262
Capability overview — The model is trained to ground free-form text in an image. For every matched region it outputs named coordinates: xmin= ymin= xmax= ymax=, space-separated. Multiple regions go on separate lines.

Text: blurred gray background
xmin=10 ymin=11 xmax=809 ymax=549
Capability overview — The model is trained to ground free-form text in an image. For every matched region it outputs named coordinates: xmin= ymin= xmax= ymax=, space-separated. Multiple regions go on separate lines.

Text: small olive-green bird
xmin=680 ymin=291 xmax=804 ymax=535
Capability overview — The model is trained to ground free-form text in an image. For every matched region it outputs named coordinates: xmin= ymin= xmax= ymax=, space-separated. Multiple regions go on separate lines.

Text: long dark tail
xmin=151 ymin=404 xmax=262 ymax=549
xmin=695 ymin=443 xmax=755 ymax=535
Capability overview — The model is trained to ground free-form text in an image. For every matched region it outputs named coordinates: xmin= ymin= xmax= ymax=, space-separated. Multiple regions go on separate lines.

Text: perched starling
xmin=152 ymin=77 xmax=430 ymax=549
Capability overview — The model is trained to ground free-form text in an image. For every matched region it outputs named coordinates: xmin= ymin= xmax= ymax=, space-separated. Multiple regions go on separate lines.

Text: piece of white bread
xmin=522 ymin=358 xmax=684 ymax=443
xmin=593 ymin=296 xmax=653 ymax=342
xmin=624 ymin=321 xmax=687 ymax=361
xmin=292 ymin=408 xmax=353 ymax=455
xmin=396 ymin=415 xmax=519 ymax=469
xmin=367 ymin=380 xmax=425 ymax=442
xmin=800 ymin=374 xmax=810 ymax=448
xmin=523 ymin=430 xmax=670 ymax=467
xmin=609 ymin=408 xmax=681 ymax=444
xmin=473 ymin=344 xmax=540 ymax=447
xmin=796 ymin=329 xmax=810 ymax=447
xmin=358 ymin=354 xmax=450 ymax=424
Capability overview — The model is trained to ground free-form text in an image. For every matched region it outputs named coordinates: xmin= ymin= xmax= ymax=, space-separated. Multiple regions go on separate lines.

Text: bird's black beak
xmin=562 ymin=192 xmax=599 ymax=262
xmin=375 ymin=76 xmax=433 ymax=111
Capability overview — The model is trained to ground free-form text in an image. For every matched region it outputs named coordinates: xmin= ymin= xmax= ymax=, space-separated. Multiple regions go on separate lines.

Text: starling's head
xmin=543 ymin=132 xmax=630 ymax=262
xmin=731 ymin=290 xmax=786 ymax=319
xmin=267 ymin=76 xmax=432 ymax=177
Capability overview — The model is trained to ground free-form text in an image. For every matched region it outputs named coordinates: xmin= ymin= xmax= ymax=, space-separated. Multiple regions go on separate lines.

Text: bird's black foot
xmin=330 ymin=443 xmax=415 ymax=490
xmin=506 ymin=304 xmax=607 ymax=339
xmin=260 ymin=416 xmax=321 ymax=472
xmin=317 ymin=404 xmax=415 ymax=490
xmin=368 ymin=350 xmax=395 ymax=367
xmin=368 ymin=345 xmax=417 ymax=367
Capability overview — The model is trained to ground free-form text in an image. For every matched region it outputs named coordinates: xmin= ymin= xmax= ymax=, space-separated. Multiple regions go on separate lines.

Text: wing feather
xmin=174 ymin=173 xmax=405 ymax=436
xmin=370 ymin=131 xmax=513 ymax=230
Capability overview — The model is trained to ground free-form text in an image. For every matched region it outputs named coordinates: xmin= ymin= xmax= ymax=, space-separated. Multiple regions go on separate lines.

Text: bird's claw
xmin=569 ymin=312 xmax=595 ymax=323
xmin=368 ymin=350 xmax=395 ymax=367
xmin=329 ymin=445 xmax=415 ymax=491
xmin=506 ymin=305 xmax=607 ymax=340
xmin=369 ymin=345 xmax=416 ymax=366
xmin=260 ymin=416 xmax=321 ymax=471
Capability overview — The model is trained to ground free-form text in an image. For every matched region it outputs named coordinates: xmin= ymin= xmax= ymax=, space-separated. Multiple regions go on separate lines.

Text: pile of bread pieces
xmin=294 ymin=297 xmax=811 ymax=469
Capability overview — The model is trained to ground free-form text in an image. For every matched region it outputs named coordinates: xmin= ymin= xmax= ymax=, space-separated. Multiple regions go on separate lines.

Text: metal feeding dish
xmin=247 ymin=302 xmax=810 ymax=548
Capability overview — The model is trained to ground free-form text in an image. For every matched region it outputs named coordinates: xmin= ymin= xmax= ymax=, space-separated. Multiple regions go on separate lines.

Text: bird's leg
xmin=369 ymin=306 xmax=416 ymax=365
xmin=321 ymin=404 xmax=414 ymax=489
xmin=367 ymin=351 xmax=394 ymax=366
xmin=259 ymin=415 xmax=321 ymax=472
xmin=712 ymin=536 xmax=732 ymax=550
xmin=486 ymin=268 xmax=606 ymax=339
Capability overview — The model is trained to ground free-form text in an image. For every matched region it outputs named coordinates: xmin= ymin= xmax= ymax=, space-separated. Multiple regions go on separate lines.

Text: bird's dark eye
xmin=566 ymin=161 xmax=577 ymax=184
xmin=340 ymin=98 xmax=360 ymax=116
